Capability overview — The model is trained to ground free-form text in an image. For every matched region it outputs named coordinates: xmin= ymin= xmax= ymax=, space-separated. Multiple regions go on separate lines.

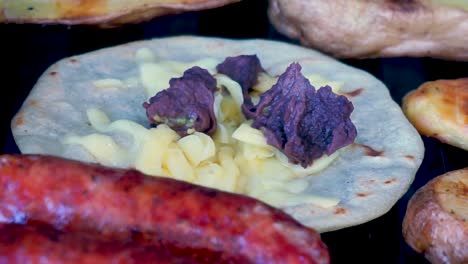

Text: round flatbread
xmin=0 ymin=0 xmax=239 ymax=26
xmin=268 ymin=0 xmax=468 ymax=60
xmin=11 ymin=36 xmax=424 ymax=232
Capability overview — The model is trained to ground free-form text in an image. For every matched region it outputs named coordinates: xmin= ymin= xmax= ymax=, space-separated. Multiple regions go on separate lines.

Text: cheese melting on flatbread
xmin=62 ymin=50 xmax=345 ymax=208
xmin=63 ymin=107 xmax=339 ymax=208
xmin=138 ymin=54 xmax=219 ymax=98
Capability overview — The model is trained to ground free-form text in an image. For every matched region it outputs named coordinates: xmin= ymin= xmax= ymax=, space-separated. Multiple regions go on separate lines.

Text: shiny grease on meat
xmin=0 ymin=154 xmax=330 ymax=264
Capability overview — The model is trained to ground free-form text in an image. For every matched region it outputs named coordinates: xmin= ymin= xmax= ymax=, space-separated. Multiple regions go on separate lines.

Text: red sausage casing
xmin=0 ymin=223 xmax=193 ymax=264
xmin=0 ymin=154 xmax=329 ymax=264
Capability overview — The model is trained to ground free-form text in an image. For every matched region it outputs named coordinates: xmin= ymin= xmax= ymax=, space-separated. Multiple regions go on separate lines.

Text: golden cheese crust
xmin=403 ymin=78 xmax=468 ymax=150
xmin=0 ymin=0 xmax=240 ymax=26
xmin=268 ymin=0 xmax=468 ymax=60
xmin=403 ymin=168 xmax=468 ymax=264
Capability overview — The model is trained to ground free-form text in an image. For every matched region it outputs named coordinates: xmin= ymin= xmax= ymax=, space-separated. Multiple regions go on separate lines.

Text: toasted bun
xmin=402 ymin=78 xmax=468 ymax=150
xmin=268 ymin=0 xmax=468 ymax=60
xmin=0 ymin=0 xmax=239 ymax=26
xmin=403 ymin=168 xmax=468 ymax=264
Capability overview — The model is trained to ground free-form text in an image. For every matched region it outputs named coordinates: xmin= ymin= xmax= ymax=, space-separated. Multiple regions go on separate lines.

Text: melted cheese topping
xmin=306 ymin=74 xmax=344 ymax=93
xmin=138 ymin=54 xmax=219 ymax=98
xmin=64 ymin=50 xmax=347 ymax=208
xmin=65 ymin=104 xmax=340 ymax=208
xmin=215 ymin=74 xmax=244 ymax=108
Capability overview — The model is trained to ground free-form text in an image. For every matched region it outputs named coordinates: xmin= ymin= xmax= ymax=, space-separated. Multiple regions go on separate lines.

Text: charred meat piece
xmin=216 ymin=55 xmax=264 ymax=92
xmin=216 ymin=55 xmax=265 ymax=117
xmin=249 ymin=63 xmax=357 ymax=167
xmin=143 ymin=67 xmax=217 ymax=136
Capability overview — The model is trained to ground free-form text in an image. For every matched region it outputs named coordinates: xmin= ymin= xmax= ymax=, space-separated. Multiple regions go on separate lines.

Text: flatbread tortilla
xmin=11 ymin=36 xmax=424 ymax=232
xmin=0 ymin=0 xmax=239 ymax=26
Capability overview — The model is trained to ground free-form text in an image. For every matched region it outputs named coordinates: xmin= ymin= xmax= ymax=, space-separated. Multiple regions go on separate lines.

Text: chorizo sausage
xmin=0 ymin=154 xmax=329 ymax=264
xmin=0 ymin=223 xmax=190 ymax=264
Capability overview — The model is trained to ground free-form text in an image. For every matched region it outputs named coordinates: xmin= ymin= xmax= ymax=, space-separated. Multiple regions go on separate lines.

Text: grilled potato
xmin=403 ymin=78 xmax=468 ymax=151
xmin=268 ymin=0 xmax=468 ymax=60
xmin=0 ymin=0 xmax=239 ymax=26
xmin=403 ymin=168 xmax=468 ymax=264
